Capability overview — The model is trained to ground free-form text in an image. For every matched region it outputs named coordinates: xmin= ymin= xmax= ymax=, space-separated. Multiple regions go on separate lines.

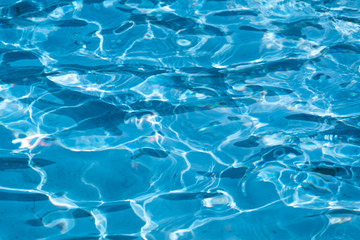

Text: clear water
xmin=0 ymin=0 xmax=360 ymax=239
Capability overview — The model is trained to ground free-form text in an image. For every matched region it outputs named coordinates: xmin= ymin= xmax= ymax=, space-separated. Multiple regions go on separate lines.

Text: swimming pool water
xmin=1 ymin=0 xmax=360 ymax=239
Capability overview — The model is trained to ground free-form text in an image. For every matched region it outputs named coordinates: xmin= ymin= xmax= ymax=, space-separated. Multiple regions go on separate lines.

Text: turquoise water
xmin=1 ymin=0 xmax=360 ymax=239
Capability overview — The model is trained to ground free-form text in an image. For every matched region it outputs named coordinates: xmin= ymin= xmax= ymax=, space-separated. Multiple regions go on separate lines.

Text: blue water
xmin=1 ymin=0 xmax=360 ymax=239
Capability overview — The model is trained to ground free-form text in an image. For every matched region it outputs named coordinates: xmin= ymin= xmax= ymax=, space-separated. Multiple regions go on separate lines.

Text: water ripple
xmin=0 ymin=0 xmax=360 ymax=239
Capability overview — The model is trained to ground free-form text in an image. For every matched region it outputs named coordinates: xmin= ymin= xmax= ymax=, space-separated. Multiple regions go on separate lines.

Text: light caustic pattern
xmin=0 ymin=0 xmax=360 ymax=239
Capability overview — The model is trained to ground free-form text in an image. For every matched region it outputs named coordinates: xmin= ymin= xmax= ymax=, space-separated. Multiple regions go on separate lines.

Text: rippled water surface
xmin=1 ymin=0 xmax=360 ymax=239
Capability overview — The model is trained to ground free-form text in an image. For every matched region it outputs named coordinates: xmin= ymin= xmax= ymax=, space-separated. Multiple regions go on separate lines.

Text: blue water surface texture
xmin=1 ymin=0 xmax=360 ymax=239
